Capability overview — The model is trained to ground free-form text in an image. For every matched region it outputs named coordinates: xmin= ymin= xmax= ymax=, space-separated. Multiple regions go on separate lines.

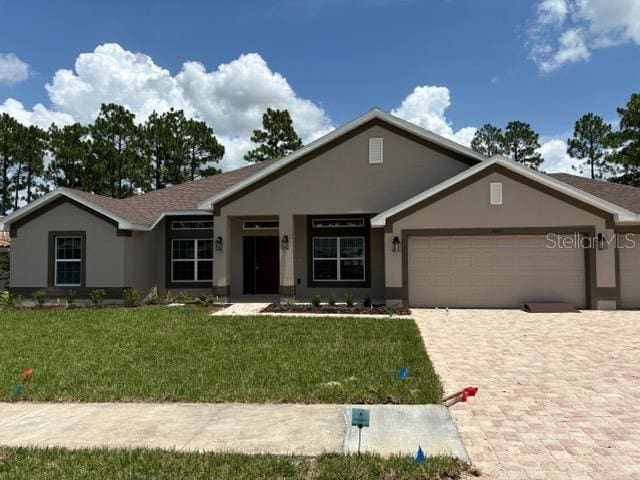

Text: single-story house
xmin=2 ymin=109 xmax=640 ymax=309
xmin=0 ymin=225 xmax=9 ymax=291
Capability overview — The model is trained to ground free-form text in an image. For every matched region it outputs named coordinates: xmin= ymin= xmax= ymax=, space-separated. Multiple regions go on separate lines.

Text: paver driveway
xmin=414 ymin=309 xmax=640 ymax=480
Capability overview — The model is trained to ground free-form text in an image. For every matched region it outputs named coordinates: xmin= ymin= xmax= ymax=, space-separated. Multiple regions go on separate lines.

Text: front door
xmin=243 ymin=236 xmax=279 ymax=294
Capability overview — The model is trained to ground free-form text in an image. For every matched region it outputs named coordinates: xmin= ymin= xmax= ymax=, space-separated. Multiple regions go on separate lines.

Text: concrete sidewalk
xmin=0 ymin=402 xmax=468 ymax=460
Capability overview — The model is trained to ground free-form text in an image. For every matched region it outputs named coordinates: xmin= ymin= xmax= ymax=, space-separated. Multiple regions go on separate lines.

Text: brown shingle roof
xmin=67 ymin=160 xmax=275 ymax=226
xmin=548 ymin=173 xmax=640 ymax=214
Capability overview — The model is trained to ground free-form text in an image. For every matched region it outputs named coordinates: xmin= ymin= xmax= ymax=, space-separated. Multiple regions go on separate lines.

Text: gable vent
xmin=369 ymin=137 xmax=383 ymax=164
xmin=490 ymin=182 xmax=503 ymax=205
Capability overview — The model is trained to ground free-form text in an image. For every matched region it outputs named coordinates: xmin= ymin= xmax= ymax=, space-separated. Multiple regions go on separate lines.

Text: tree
xmin=90 ymin=103 xmax=147 ymax=198
xmin=47 ymin=123 xmax=95 ymax=191
xmin=609 ymin=93 xmax=640 ymax=186
xmin=16 ymin=125 xmax=47 ymax=205
xmin=471 ymin=124 xmax=505 ymax=157
xmin=244 ymin=108 xmax=303 ymax=162
xmin=502 ymin=121 xmax=543 ymax=170
xmin=183 ymin=118 xmax=224 ymax=181
xmin=143 ymin=109 xmax=186 ymax=190
xmin=0 ymin=114 xmax=21 ymax=215
xmin=567 ymin=113 xmax=614 ymax=179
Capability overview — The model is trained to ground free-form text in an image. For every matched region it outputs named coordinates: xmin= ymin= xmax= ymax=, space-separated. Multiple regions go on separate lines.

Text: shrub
xmin=328 ymin=293 xmax=337 ymax=307
xmin=123 ymin=288 xmax=142 ymax=307
xmin=344 ymin=292 xmax=356 ymax=307
xmin=147 ymin=286 xmax=160 ymax=304
xmin=363 ymin=296 xmax=372 ymax=308
xmin=32 ymin=290 xmax=47 ymax=307
xmin=0 ymin=291 xmax=22 ymax=308
xmin=283 ymin=297 xmax=296 ymax=309
xmin=386 ymin=304 xmax=396 ymax=317
xmin=310 ymin=294 xmax=322 ymax=308
xmin=89 ymin=289 xmax=106 ymax=307
xmin=164 ymin=291 xmax=176 ymax=303
xmin=179 ymin=292 xmax=194 ymax=303
xmin=65 ymin=290 xmax=77 ymax=309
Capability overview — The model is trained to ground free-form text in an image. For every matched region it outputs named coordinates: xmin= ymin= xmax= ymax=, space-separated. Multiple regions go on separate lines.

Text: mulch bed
xmin=262 ymin=303 xmax=411 ymax=316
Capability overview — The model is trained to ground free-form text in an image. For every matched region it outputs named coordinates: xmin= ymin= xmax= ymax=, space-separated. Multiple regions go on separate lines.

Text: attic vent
xmin=490 ymin=182 xmax=503 ymax=205
xmin=369 ymin=138 xmax=383 ymax=164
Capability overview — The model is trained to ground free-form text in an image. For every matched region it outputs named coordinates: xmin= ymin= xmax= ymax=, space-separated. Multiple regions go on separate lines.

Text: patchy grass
xmin=0 ymin=447 xmax=472 ymax=480
xmin=0 ymin=306 xmax=441 ymax=403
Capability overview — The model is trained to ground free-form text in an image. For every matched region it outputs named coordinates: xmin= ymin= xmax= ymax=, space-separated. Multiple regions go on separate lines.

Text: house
xmin=0 ymin=224 xmax=9 ymax=291
xmin=2 ymin=108 xmax=640 ymax=309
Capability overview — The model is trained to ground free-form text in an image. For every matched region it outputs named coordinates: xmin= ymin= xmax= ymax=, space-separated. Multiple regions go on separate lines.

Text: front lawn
xmin=0 ymin=447 xmax=471 ymax=480
xmin=0 ymin=306 xmax=442 ymax=403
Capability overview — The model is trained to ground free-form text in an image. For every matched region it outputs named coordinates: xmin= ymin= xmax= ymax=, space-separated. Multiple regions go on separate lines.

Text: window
xmin=369 ymin=137 xmax=383 ymax=164
xmin=490 ymin=182 xmax=503 ymax=205
xmin=171 ymin=220 xmax=213 ymax=230
xmin=312 ymin=218 xmax=365 ymax=228
xmin=55 ymin=236 xmax=82 ymax=286
xmin=243 ymin=220 xmax=279 ymax=230
xmin=171 ymin=239 xmax=213 ymax=282
xmin=313 ymin=237 xmax=365 ymax=281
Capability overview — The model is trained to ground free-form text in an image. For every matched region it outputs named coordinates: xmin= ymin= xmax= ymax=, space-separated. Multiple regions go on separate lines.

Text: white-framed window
xmin=171 ymin=220 xmax=213 ymax=230
xmin=312 ymin=237 xmax=365 ymax=281
xmin=490 ymin=182 xmax=503 ymax=205
xmin=55 ymin=236 xmax=82 ymax=287
xmin=171 ymin=239 xmax=213 ymax=282
xmin=369 ymin=137 xmax=383 ymax=164
xmin=312 ymin=218 xmax=365 ymax=229
xmin=243 ymin=220 xmax=279 ymax=230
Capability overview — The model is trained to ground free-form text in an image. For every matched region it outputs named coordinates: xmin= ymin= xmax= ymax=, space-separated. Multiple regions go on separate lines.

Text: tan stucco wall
xmin=385 ymin=172 xmax=616 ymax=306
xmin=10 ymin=201 xmax=125 ymax=288
xmin=123 ymin=229 xmax=160 ymax=294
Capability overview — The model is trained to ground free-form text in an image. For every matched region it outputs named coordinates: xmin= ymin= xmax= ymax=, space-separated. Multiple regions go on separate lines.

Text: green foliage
xmin=0 ymin=251 xmax=9 ymax=290
xmin=244 ymin=108 xmax=303 ymax=162
xmin=283 ymin=297 xmax=296 ymax=309
xmin=344 ymin=292 xmax=356 ymax=307
xmin=567 ymin=113 xmax=615 ymax=179
xmin=89 ymin=289 xmax=106 ymax=307
xmin=502 ymin=121 xmax=543 ymax=170
xmin=609 ymin=93 xmax=640 ymax=186
xmin=328 ymin=293 xmax=337 ymax=306
xmin=46 ymin=123 xmax=95 ymax=191
xmin=0 ymin=113 xmax=22 ymax=215
xmin=122 ymin=288 xmax=142 ymax=307
xmin=147 ymin=286 xmax=161 ymax=304
xmin=310 ymin=294 xmax=322 ymax=308
xmin=164 ymin=291 xmax=177 ymax=303
xmin=32 ymin=290 xmax=47 ymax=307
xmin=0 ymin=290 xmax=22 ymax=308
xmin=363 ymin=296 xmax=372 ymax=308
xmin=471 ymin=123 xmax=505 ymax=157
xmin=65 ymin=290 xmax=76 ymax=308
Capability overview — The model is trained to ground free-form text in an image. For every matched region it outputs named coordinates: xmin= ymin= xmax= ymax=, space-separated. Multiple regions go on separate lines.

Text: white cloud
xmin=0 ymin=53 xmax=30 ymax=84
xmin=391 ymin=86 xmax=477 ymax=147
xmin=2 ymin=43 xmax=332 ymax=171
xmin=539 ymin=137 xmax=576 ymax=173
xmin=529 ymin=0 xmax=640 ymax=72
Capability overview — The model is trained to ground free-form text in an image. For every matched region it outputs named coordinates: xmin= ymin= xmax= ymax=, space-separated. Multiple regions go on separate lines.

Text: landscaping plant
xmin=89 ymin=289 xmax=106 ymax=307
xmin=344 ymin=292 xmax=355 ymax=307
xmin=147 ymin=286 xmax=160 ymax=304
xmin=122 ymin=288 xmax=142 ymax=307
xmin=65 ymin=290 xmax=76 ymax=309
xmin=310 ymin=294 xmax=322 ymax=308
xmin=363 ymin=296 xmax=372 ymax=308
xmin=283 ymin=297 xmax=296 ymax=309
xmin=32 ymin=290 xmax=47 ymax=307
xmin=0 ymin=291 xmax=22 ymax=308
xmin=328 ymin=293 xmax=337 ymax=307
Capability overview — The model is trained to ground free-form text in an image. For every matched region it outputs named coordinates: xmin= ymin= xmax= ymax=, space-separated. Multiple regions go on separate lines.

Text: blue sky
xmin=0 ymin=0 xmax=638 ymax=171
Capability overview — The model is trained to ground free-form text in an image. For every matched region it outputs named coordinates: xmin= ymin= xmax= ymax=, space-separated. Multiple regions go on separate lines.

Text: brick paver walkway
xmin=414 ymin=309 xmax=640 ymax=480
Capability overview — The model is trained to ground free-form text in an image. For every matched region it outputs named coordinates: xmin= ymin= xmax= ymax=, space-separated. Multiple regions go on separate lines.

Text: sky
xmin=0 ymin=0 xmax=638 ymax=173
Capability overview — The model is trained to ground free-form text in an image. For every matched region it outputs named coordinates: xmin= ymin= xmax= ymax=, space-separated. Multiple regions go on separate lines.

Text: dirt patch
xmin=262 ymin=303 xmax=411 ymax=316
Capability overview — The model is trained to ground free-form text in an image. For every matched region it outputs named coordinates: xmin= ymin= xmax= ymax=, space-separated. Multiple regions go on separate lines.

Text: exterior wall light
xmin=281 ymin=235 xmax=289 ymax=250
xmin=597 ymin=233 xmax=607 ymax=251
xmin=215 ymin=236 xmax=223 ymax=252
xmin=392 ymin=236 xmax=401 ymax=253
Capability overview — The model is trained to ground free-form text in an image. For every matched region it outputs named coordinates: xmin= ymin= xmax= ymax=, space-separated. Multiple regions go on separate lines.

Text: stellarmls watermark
xmin=545 ymin=233 xmax=637 ymax=249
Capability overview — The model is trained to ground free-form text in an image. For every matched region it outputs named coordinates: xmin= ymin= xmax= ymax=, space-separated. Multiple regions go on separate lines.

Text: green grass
xmin=0 ymin=447 xmax=471 ymax=480
xmin=0 ymin=306 xmax=442 ymax=403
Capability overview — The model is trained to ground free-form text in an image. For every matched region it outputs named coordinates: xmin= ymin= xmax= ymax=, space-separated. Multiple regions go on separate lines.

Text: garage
xmin=408 ymin=235 xmax=586 ymax=308
xmin=619 ymin=234 xmax=640 ymax=308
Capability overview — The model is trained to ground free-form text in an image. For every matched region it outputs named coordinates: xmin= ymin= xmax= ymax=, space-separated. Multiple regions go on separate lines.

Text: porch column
xmin=279 ymin=214 xmax=295 ymax=296
xmin=212 ymin=214 xmax=230 ymax=298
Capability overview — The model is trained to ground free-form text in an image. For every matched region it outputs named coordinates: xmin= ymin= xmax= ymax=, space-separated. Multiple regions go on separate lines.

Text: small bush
xmin=164 ymin=291 xmax=176 ymax=303
xmin=65 ymin=290 xmax=76 ymax=309
xmin=123 ymin=288 xmax=142 ymax=307
xmin=1 ymin=291 xmax=22 ymax=308
xmin=32 ymin=290 xmax=47 ymax=307
xmin=386 ymin=304 xmax=396 ymax=317
xmin=283 ymin=297 xmax=296 ymax=309
xmin=147 ymin=287 xmax=160 ymax=304
xmin=89 ymin=289 xmax=106 ymax=307
xmin=310 ymin=294 xmax=322 ymax=308
xmin=363 ymin=296 xmax=372 ymax=308
xmin=178 ymin=292 xmax=194 ymax=303
xmin=328 ymin=293 xmax=337 ymax=307
xmin=344 ymin=292 xmax=355 ymax=307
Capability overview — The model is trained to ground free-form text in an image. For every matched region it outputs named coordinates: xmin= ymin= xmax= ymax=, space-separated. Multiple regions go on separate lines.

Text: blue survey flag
xmin=397 ymin=367 xmax=409 ymax=379
xmin=413 ymin=446 xmax=426 ymax=464
xmin=12 ymin=385 xmax=24 ymax=396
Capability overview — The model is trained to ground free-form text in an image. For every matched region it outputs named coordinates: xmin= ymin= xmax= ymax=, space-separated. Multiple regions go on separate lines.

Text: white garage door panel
xmin=620 ymin=234 xmax=640 ymax=308
xmin=408 ymin=235 xmax=586 ymax=308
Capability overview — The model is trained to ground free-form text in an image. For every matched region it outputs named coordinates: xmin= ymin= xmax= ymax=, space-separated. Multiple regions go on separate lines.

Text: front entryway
xmin=243 ymin=236 xmax=279 ymax=295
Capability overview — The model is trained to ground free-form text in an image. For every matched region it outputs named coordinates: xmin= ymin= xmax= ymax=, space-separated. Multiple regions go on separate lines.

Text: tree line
xmin=470 ymin=92 xmax=640 ymax=184
xmin=0 ymin=104 xmax=303 ymax=215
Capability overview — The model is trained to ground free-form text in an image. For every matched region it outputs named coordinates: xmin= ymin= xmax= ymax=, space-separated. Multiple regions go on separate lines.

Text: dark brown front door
xmin=243 ymin=236 xmax=279 ymax=294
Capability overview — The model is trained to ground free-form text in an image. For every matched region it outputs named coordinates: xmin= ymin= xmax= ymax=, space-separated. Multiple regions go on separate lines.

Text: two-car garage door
xmin=408 ymin=235 xmax=586 ymax=308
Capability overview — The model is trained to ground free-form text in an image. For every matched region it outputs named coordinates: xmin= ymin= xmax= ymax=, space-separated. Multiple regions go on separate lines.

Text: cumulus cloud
xmin=528 ymin=0 xmax=640 ymax=72
xmin=0 ymin=53 xmax=30 ymax=84
xmin=3 ymin=43 xmax=332 ymax=170
xmin=391 ymin=86 xmax=477 ymax=146
xmin=538 ymin=137 xmax=574 ymax=173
